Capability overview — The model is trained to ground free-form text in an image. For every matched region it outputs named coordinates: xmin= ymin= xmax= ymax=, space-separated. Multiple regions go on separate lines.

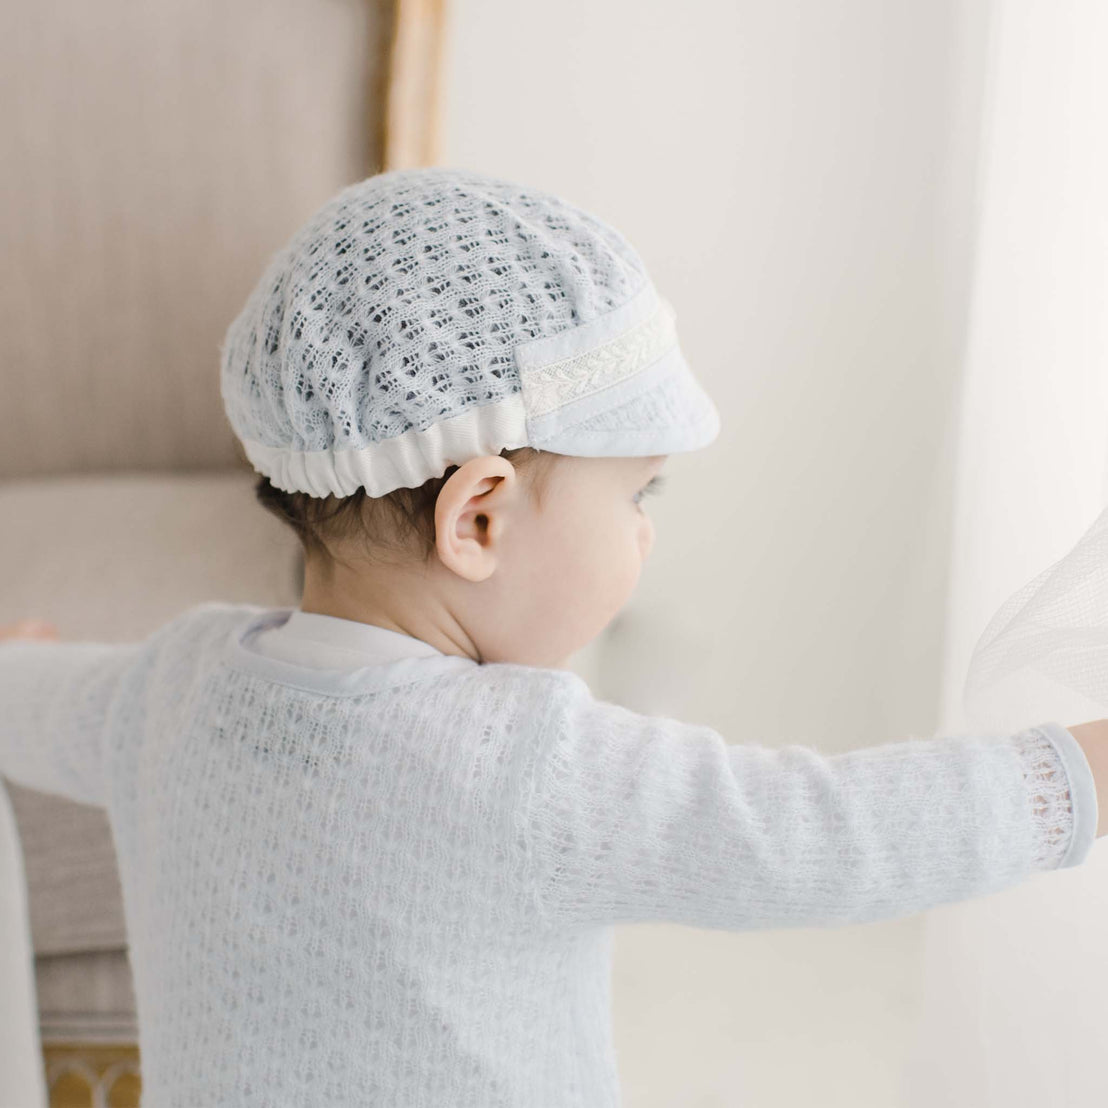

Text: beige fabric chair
xmin=0 ymin=1 xmax=446 ymax=1102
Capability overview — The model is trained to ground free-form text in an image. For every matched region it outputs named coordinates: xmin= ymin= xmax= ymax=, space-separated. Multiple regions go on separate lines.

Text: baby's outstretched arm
xmin=0 ymin=620 xmax=147 ymax=807
xmin=520 ymin=674 xmax=1103 ymax=933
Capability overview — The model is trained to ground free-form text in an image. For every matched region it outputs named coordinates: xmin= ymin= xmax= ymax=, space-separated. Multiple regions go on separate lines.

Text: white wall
xmin=441 ymin=2 xmax=993 ymax=1104
xmin=911 ymin=2 xmax=1108 ymax=1104
xmin=442 ymin=0 xmax=991 ymax=751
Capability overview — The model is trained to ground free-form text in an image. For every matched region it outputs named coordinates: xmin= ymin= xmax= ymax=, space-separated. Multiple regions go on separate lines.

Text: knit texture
xmin=0 ymin=602 xmax=1098 ymax=1107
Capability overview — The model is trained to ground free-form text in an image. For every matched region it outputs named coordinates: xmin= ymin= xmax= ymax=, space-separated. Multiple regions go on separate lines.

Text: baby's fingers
xmin=0 ymin=619 xmax=60 ymax=641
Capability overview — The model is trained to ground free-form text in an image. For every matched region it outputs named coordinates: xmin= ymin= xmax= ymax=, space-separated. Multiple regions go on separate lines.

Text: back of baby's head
xmin=252 ymin=444 xmax=551 ymax=572
xmin=220 ymin=166 xmax=719 ymax=567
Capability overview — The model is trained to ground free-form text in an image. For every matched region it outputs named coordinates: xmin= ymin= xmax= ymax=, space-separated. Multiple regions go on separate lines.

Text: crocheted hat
xmin=220 ymin=166 xmax=720 ymax=498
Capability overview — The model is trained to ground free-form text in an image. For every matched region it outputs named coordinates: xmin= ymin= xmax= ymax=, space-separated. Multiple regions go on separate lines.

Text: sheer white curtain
xmin=907 ymin=2 xmax=1108 ymax=1105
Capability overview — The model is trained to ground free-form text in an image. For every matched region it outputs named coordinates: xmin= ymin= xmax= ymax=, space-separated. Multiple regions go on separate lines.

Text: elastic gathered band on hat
xmin=241 ymin=401 xmax=530 ymax=498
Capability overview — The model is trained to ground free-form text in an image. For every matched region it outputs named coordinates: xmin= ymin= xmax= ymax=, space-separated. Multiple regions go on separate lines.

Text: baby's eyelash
xmin=633 ymin=474 xmax=667 ymax=503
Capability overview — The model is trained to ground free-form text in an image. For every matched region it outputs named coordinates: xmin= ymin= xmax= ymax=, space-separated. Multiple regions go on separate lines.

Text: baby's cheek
xmin=595 ymin=522 xmax=642 ymax=611
xmin=525 ymin=527 xmax=594 ymax=609
xmin=638 ymin=512 xmax=655 ymax=561
xmin=558 ymin=530 xmax=613 ymax=607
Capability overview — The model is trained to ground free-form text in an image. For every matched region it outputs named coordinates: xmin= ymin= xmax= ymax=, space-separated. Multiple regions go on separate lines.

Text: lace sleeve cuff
xmin=1010 ymin=720 xmax=1099 ymax=871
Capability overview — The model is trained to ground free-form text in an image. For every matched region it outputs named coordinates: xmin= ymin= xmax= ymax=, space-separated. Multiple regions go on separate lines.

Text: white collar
xmin=246 ymin=607 xmax=445 ymax=669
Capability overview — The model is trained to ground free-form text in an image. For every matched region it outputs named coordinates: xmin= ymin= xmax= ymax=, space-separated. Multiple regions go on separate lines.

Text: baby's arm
xmin=0 ymin=626 xmax=147 ymax=807
xmin=520 ymin=676 xmax=1100 ymax=933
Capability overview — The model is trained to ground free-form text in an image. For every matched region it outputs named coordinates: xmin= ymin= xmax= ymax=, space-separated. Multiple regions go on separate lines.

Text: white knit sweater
xmin=0 ymin=602 xmax=1099 ymax=1107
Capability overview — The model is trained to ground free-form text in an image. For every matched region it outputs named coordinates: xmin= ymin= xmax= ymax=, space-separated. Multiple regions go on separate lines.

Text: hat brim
xmin=525 ymin=345 xmax=721 ymax=458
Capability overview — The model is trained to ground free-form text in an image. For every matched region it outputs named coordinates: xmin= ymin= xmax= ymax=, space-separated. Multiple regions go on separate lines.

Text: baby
xmin=3 ymin=166 xmax=1108 ymax=1107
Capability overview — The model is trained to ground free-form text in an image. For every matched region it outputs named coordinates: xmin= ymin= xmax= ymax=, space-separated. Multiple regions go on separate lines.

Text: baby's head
xmin=254 ymin=447 xmax=666 ymax=668
xmin=222 ymin=167 xmax=716 ymax=668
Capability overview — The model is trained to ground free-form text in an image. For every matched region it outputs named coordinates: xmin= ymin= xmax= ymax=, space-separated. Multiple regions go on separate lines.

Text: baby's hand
xmin=0 ymin=619 xmax=60 ymax=641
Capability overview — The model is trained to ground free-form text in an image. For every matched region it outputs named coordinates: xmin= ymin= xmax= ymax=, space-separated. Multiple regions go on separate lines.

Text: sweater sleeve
xmin=0 ymin=638 xmax=147 ymax=807
xmin=520 ymin=679 xmax=1099 ymax=932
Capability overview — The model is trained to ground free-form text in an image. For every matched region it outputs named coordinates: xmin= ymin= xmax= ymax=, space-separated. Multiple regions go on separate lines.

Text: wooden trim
xmin=381 ymin=0 xmax=448 ymax=170
xmin=42 ymin=1043 xmax=141 ymax=1108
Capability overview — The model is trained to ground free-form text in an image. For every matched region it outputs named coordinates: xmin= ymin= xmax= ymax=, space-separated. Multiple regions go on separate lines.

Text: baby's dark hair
xmin=253 ymin=446 xmax=554 ymax=573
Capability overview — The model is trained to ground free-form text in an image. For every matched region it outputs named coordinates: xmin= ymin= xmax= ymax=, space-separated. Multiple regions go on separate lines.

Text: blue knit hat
xmin=220 ymin=166 xmax=720 ymax=497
